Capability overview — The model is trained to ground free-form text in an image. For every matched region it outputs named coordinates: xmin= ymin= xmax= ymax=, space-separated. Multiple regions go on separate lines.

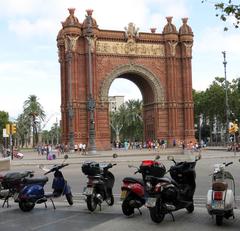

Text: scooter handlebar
xmin=225 ymin=161 xmax=233 ymax=167
xmin=44 ymin=163 xmax=69 ymax=175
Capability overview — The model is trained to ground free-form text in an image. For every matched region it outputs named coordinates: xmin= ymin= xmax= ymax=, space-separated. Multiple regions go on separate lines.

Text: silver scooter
xmin=206 ymin=161 xmax=235 ymax=226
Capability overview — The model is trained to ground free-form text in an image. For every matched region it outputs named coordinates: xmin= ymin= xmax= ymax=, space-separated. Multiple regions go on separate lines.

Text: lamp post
xmin=86 ymin=10 xmax=96 ymax=154
xmin=222 ymin=51 xmax=230 ymax=145
xmin=66 ymin=50 xmax=74 ymax=151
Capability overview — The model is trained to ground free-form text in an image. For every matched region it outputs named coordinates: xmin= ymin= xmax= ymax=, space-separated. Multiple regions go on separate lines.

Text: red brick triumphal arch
xmin=57 ymin=8 xmax=195 ymax=151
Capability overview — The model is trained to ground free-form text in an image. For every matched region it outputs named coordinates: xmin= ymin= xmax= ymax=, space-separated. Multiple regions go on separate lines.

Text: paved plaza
xmin=1 ymin=147 xmax=240 ymax=230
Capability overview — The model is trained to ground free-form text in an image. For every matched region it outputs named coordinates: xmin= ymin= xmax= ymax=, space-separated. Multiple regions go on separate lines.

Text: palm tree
xmin=125 ymin=99 xmax=143 ymax=141
xmin=110 ymin=99 xmax=143 ymax=143
xmin=23 ymin=95 xmax=45 ymax=147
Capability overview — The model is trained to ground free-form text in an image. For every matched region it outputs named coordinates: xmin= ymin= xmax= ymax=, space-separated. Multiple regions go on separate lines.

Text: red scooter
xmin=120 ymin=155 xmax=166 ymax=216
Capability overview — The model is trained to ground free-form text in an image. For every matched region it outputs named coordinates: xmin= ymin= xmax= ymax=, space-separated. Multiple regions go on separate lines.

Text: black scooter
xmin=145 ymin=154 xmax=201 ymax=223
xmin=82 ymin=154 xmax=117 ymax=212
xmin=0 ymin=170 xmax=34 ymax=207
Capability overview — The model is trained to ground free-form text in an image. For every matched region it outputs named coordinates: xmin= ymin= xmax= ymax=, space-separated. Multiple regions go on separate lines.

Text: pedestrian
xmin=79 ymin=143 xmax=83 ymax=154
xmin=82 ymin=143 xmax=86 ymax=155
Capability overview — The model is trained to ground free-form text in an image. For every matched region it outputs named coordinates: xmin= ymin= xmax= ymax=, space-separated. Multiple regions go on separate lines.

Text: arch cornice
xmin=99 ymin=63 xmax=165 ymax=105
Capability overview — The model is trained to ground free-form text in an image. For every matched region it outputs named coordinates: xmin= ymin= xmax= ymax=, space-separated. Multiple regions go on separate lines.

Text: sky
xmin=0 ymin=0 xmax=239 ymax=130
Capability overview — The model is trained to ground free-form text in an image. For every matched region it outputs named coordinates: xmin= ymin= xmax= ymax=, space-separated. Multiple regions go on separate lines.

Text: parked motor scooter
xmin=0 ymin=170 xmax=34 ymax=207
xmin=120 ymin=155 xmax=166 ymax=216
xmin=206 ymin=161 xmax=235 ymax=226
xmin=17 ymin=155 xmax=73 ymax=212
xmin=145 ymin=154 xmax=201 ymax=223
xmin=82 ymin=154 xmax=117 ymax=212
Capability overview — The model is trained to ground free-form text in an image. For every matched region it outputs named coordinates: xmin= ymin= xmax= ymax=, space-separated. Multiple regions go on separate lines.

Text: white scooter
xmin=206 ymin=161 xmax=235 ymax=226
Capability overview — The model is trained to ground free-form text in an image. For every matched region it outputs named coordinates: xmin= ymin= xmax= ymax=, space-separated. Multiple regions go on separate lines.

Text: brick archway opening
xmin=100 ymin=64 xmax=165 ymax=145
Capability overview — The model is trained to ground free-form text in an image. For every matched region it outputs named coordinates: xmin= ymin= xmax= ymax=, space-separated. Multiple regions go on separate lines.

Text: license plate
xmin=120 ymin=190 xmax=127 ymax=200
xmin=83 ymin=187 xmax=93 ymax=195
xmin=145 ymin=197 xmax=156 ymax=208
xmin=212 ymin=200 xmax=224 ymax=209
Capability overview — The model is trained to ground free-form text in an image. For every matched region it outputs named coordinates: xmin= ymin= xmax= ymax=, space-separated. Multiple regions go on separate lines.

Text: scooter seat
xmin=123 ymin=177 xmax=144 ymax=185
xmin=24 ymin=176 xmax=48 ymax=184
xmin=212 ymin=181 xmax=228 ymax=191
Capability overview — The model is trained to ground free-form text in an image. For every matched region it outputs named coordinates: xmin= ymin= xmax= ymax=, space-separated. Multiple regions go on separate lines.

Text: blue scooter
xmin=16 ymin=155 xmax=73 ymax=212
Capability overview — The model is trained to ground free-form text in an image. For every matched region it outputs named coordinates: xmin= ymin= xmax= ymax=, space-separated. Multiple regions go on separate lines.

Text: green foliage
xmin=0 ymin=111 xmax=9 ymax=146
xmin=110 ymin=99 xmax=143 ymax=142
xmin=23 ymin=95 xmax=46 ymax=146
xmin=202 ymin=0 xmax=240 ymax=30
xmin=193 ymin=76 xmax=240 ymax=142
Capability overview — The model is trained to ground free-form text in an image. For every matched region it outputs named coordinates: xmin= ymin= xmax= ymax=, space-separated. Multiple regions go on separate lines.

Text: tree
xmin=0 ymin=111 xmax=9 ymax=148
xmin=202 ymin=0 xmax=240 ymax=30
xmin=16 ymin=113 xmax=31 ymax=148
xmin=23 ymin=95 xmax=45 ymax=147
xmin=110 ymin=99 xmax=143 ymax=143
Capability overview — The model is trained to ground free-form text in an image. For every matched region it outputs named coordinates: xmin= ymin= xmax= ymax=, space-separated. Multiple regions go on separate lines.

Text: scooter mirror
xmin=113 ymin=153 xmax=118 ymax=158
xmin=39 ymin=165 xmax=50 ymax=172
xmin=64 ymin=154 xmax=69 ymax=160
xmin=167 ymin=155 xmax=174 ymax=161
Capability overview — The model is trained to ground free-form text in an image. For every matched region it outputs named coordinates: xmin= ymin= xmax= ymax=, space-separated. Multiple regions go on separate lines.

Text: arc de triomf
xmin=57 ymin=8 xmax=195 ymax=151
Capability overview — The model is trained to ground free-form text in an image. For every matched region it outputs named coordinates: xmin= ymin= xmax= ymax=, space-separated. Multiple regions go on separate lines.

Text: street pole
xmin=222 ymin=51 xmax=230 ymax=145
xmin=86 ymin=12 xmax=96 ymax=154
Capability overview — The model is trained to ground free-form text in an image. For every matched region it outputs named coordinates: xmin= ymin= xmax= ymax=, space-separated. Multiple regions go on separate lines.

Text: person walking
xmin=82 ymin=143 xmax=86 ymax=155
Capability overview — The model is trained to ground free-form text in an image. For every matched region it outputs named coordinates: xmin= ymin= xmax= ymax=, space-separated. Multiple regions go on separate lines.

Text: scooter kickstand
xmin=50 ymin=198 xmax=56 ymax=210
xmin=169 ymin=212 xmax=175 ymax=222
xmin=44 ymin=202 xmax=47 ymax=208
xmin=2 ymin=197 xmax=10 ymax=208
xmin=137 ymin=208 xmax=142 ymax=215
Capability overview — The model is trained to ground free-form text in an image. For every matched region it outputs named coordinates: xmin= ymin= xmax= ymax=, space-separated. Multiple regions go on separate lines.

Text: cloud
xmin=3 ymin=0 xmax=189 ymax=39
xmin=109 ymin=79 xmax=142 ymax=101
xmin=195 ymin=26 xmax=240 ymax=54
xmin=0 ymin=59 xmax=60 ymax=120
xmin=8 ymin=18 xmax=59 ymax=39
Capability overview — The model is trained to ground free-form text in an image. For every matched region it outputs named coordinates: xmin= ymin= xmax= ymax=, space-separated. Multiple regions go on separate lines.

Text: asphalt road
xmin=5 ymin=152 xmax=240 ymax=206
xmin=1 ymin=149 xmax=240 ymax=230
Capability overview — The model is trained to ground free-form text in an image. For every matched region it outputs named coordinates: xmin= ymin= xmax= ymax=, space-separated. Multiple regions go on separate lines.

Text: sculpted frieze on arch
xmin=98 ymin=63 xmax=165 ymax=105
xmin=95 ymin=40 xmax=165 ymax=57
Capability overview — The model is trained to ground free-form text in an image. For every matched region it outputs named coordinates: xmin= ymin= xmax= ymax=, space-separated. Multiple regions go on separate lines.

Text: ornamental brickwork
xmin=57 ymin=8 xmax=195 ymax=150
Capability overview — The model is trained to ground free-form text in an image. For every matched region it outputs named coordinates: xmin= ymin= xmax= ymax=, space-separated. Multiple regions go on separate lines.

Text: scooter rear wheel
xmin=216 ymin=215 xmax=223 ymax=226
xmin=122 ymin=198 xmax=134 ymax=216
xmin=86 ymin=195 xmax=97 ymax=212
xmin=19 ymin=201 xmax=35 ymax=212
xmin=66 ymin=193 xmax=73 ymax=205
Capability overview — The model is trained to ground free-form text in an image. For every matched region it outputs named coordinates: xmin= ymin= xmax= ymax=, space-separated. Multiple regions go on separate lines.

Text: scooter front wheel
xmin=186 ymin=203 xmax=194 ymax=213
xmin=19 ymin=201 xmax=35 ymax=212
xmin=86 ymin=195 xmax=97 ymax=212
xmin=66 ymin=193 xmax=73 ymax=205
xmin=149 ymin=198 xmax=165 ymax=223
